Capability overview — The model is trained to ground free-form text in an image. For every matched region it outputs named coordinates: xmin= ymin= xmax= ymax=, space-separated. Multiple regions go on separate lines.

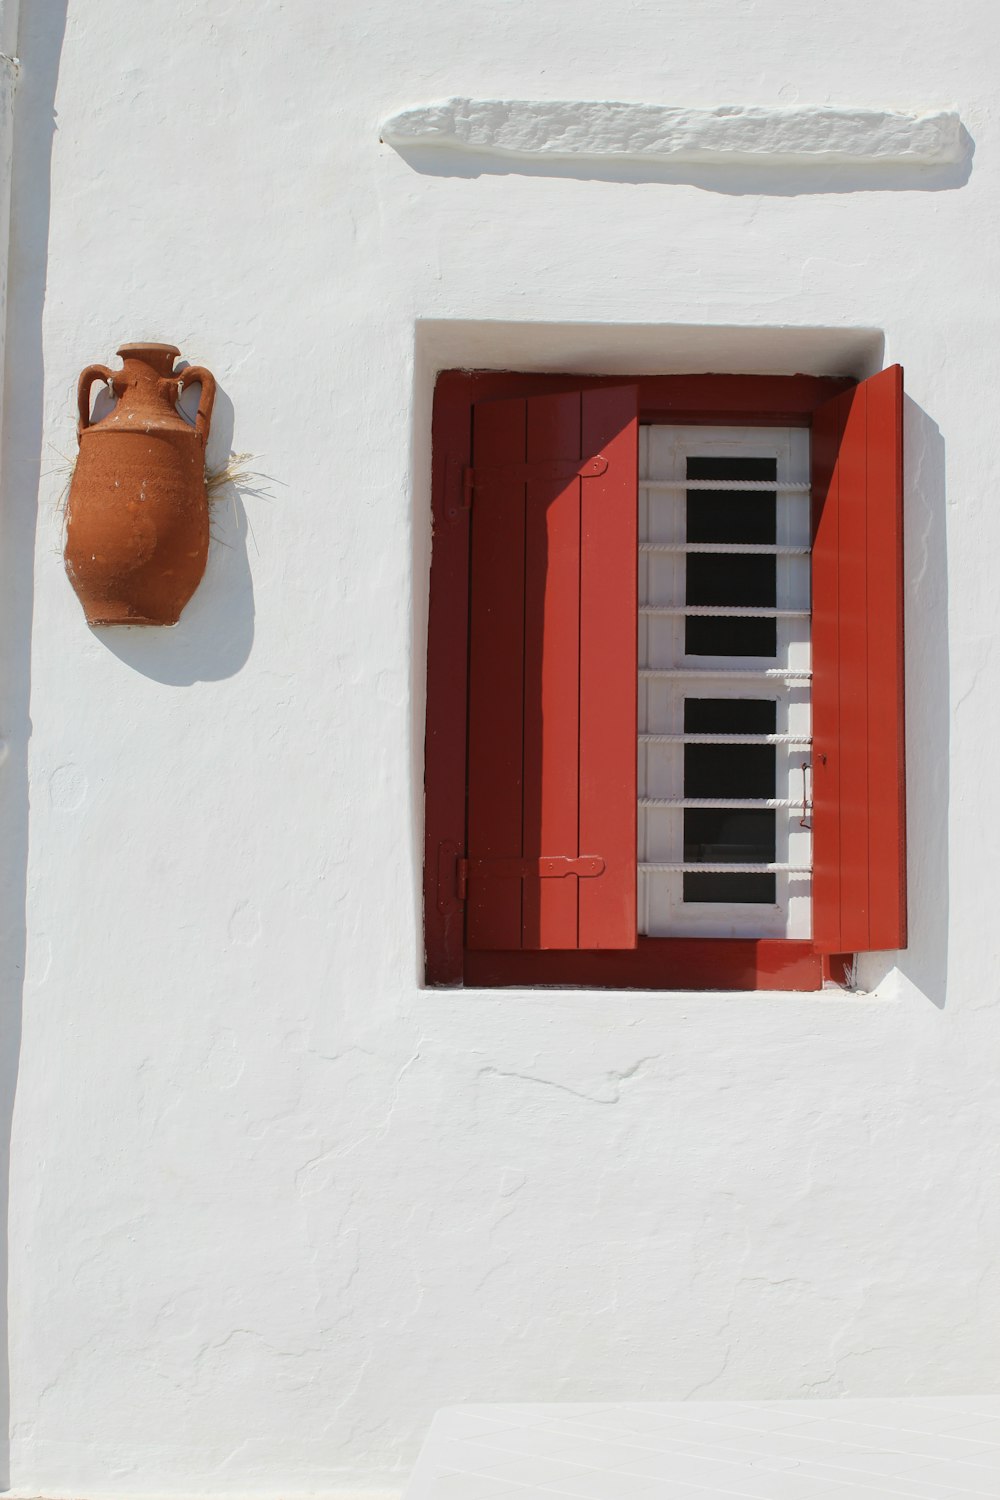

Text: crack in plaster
xmin=952 ymin=642 xmax=991 ymax=719
xmin=684 ymin=1340 xmax=735 ymax=1399
xmin=477 ymin=1055 xmax=655 ymax=1105
xmin=374 ymin=1044 xmax=424 ymax=1142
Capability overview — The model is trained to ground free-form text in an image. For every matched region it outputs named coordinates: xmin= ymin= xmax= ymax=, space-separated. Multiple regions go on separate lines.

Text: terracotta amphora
xmin=65 ymin=342 xmax=216 ymax=625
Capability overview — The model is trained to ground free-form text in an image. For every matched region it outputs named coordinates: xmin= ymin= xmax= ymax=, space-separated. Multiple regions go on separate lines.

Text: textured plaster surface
xmin=381 ymin=100 xmax=964 ymax=165
xmin=0 ymin=0 xmax=998 ymax=1498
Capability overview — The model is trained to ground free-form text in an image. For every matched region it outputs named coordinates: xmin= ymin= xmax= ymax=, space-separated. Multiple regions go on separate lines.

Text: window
xmin=638 ymin=425 xmax=811 ymax=942
xmin=424 ymin=370 xmax=905 ymax=991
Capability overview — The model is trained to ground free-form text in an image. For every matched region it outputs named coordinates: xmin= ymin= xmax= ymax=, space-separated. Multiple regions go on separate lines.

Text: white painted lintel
xmin=381 ymin=99 xmax=964 ymax=166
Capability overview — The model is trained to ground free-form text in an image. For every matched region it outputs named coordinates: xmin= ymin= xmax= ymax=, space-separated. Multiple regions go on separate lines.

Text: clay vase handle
xmin=77 ymin=364 xmax=114 ymax=439
xmin=177 ymin=365 xmax=216 ymax=444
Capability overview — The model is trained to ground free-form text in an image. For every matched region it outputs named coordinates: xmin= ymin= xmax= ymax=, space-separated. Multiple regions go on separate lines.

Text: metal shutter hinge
xmin=447 ymin=456 xmax=608 ymax=520
xmin=456 ymin=855 xmax=605 ymax=900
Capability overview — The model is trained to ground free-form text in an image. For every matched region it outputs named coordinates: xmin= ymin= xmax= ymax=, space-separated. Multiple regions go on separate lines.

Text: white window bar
xmin=640 ymin=479 xmax=810 ymax=492
xmin=640 ymin=862 xmax=812 ymax=874
xmin=640 ymin=797 xmax=800 ymax=809
xmin=640 ymin=542 xmax=810 ymax=555
xmin=640 ymin=605 xmax=809 ymax=618
xmin=639 ymin=667 xmax=811 ymax=680
xmin=640 ymin=732 xmax=812 ymax=745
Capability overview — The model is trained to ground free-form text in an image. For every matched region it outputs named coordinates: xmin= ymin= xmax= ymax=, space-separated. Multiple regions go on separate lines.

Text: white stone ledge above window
xmin=381 ymin=98 xmax=964 ymax=167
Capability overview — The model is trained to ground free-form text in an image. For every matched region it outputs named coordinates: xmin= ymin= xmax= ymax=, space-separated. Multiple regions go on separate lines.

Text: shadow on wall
xmin=94 ymin=378 xmax=257 ymax=687
xmin=0 ymin=2 xmax=70 ymax=1488
xmin=859 ymin=399 xmax=950 ymax=1006
xmin=387 ymin=137 xmax=974 ymax=196
xmin=891 ymin=398 xmax=950 ymax=1006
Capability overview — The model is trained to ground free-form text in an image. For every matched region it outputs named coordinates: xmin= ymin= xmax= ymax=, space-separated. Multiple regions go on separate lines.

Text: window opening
xmin=638 ymin=425 xmax=812 ymax=940
xmin=425 ymin=367 xmax=905 ymax=990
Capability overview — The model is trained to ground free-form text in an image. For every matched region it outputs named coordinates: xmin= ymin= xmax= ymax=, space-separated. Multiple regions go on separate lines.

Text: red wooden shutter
xmin=465 ymin=385 xmax=639 ymax=951
xmin=811 ymin=365 xmax=906 ymax=953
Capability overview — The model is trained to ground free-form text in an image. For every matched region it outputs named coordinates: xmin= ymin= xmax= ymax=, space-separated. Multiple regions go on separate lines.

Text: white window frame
xmin=638 ymin=423 xmax=812 ymax=940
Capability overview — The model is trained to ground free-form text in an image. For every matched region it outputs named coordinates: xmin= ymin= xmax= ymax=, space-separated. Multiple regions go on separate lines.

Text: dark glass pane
xmin=687 ymin=456 xmax=776 ymax=546
xmin=684 ymin=808 xmax=775 ymax=862
xmin=684 ymin=802 xmax=776 ymax=907
xmin=687 ymin=497 xmax=776 ymax=546
xmin=684 ymin=744 xmax=776 ymax=798
xmin=686 ymin=616 xmax=776 ymax=656
xmin=687 ymin=458 xmax=777 ymax=481
xmin=684 ymin=872 xmax=776 ymax=903
xmin=685 ymin=699 xmax=776 ymax=733
xmin=687 ymin=553 xmax=776 ymax=608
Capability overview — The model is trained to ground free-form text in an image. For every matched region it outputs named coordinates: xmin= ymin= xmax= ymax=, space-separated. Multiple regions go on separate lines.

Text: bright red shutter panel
xmin=811 ymin=365 xmax=906 ymax=953
xmin=466 ymin=385 xmax=638 ymax=951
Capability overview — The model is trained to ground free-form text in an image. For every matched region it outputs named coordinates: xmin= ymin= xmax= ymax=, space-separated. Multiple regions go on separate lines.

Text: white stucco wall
xmin=0 ymin=1 xmax=997 ymax=1495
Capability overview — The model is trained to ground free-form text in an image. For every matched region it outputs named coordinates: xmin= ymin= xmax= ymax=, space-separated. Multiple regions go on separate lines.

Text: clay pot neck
xmin=116 ymin=342 xmax=181 ymax=383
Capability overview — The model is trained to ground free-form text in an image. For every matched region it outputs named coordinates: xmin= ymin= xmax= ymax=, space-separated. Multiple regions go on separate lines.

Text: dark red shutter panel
xmin=466 ymin=386 xmax=639 ymax=951
xmin=811 ymin=365 xmax=906 ymax=953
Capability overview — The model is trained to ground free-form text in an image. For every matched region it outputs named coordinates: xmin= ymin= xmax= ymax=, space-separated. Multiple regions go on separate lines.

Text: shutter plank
xmin=579 ymin=386 xmax=639 ymax=949
xmin=836 ymin=389 xmax=871 ymax=949
xmin=466 ymin=384 xmax=639 ymax=954
xmin=865 ymin=366 xmax=906 ymax=948
xmin=811 ymin=397 xmax=843 ymax=948
xmin=466 ymin=398 xmax=526 ymax=949
xmin=523 ymin=393 xmax=582 ymax=948
xmin=811 ymin=366 xmax=906 ymax=953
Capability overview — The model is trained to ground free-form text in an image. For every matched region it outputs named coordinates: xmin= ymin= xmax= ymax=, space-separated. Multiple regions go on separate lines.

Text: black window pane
xmin=684 ymin=744 xmax=776 ymax=798
xmin=687 ymin=458 xmax=778 ymax=482
xmin=687 ymin=457 xmax=776 ymax=546
xmin=685 ymin=699 xmax=776 ymax=733
xmin=684 ymin=872 xmax=776 ymax=903
xmin=687 ymin=496 xmax=776 ymax=546
xmin=684 ymin=814 xmax=776 ymax=898
xmin=684 ymin=809 xmax=775 ymax=863
xmin=686 ymin=615 xmax=777 ymax=656
xmin=686 ymin=553 xmax=776 ymax=608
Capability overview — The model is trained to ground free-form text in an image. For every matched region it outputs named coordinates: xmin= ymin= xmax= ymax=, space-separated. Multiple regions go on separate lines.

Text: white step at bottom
xmin=403 ymin=1397 xmax=1000 ymax=1500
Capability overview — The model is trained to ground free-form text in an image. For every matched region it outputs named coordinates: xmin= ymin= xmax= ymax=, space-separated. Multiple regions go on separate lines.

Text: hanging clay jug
xmin=65 ymin=342 xmax=216 ymax=625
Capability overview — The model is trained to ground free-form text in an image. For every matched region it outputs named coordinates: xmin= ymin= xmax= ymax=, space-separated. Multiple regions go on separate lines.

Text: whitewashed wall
xmin=0 ymin=1 xmax=997 ymax=1496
